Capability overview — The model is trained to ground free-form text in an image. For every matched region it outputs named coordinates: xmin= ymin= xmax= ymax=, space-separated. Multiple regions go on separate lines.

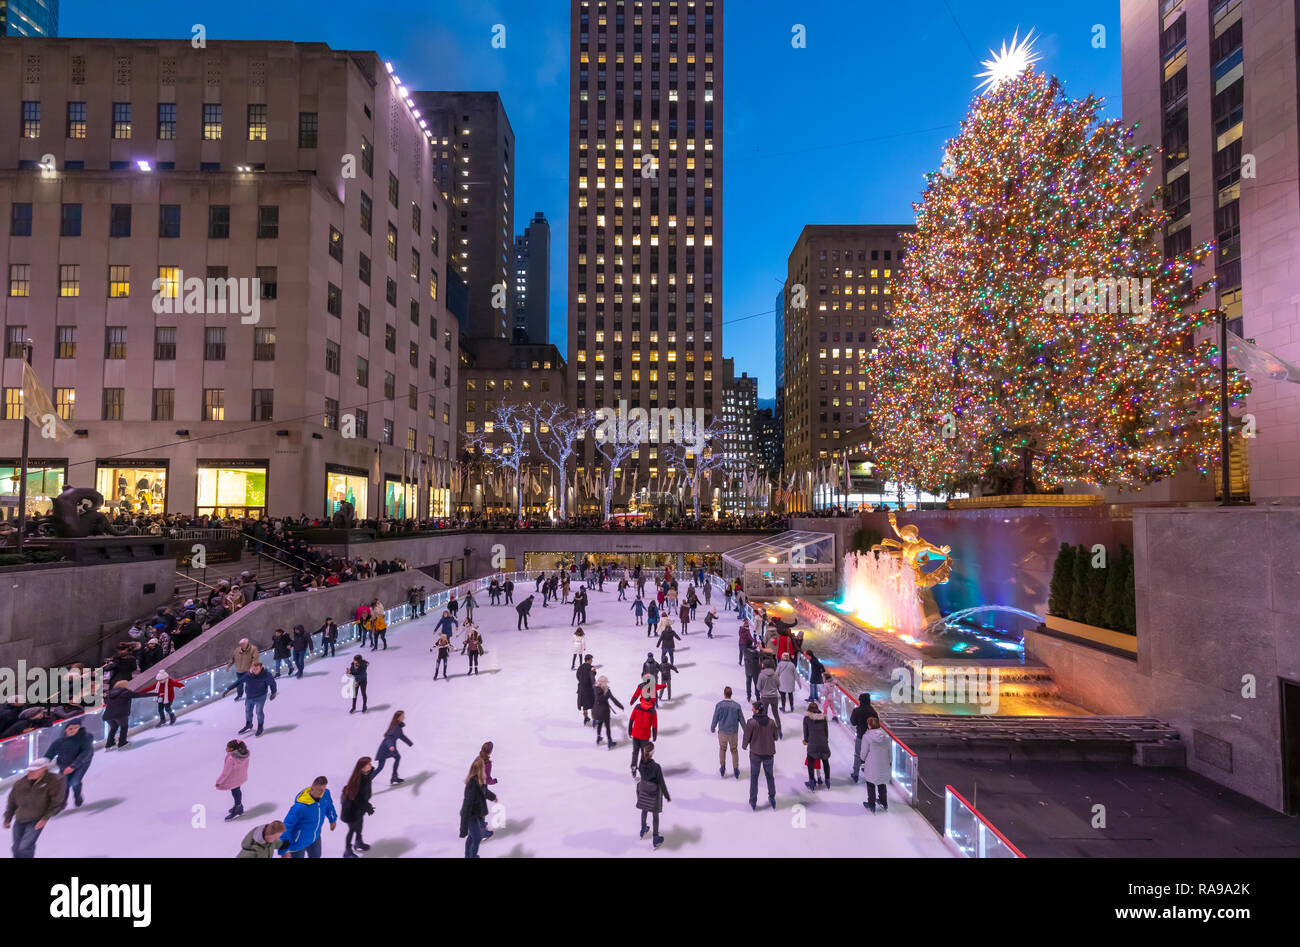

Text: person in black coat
xmin=516 ymin=595 xmax=534 ymax=630
xmin=45 ymin=720 xmax=94 ymax=807
xmin=340 ymin=757 xmax=376 ymax=857
xmin=291 ymin=625 xmax=312 ymax=678
xmin=317 ymin=619 xmax=339 ymax=658
xmin=102 ymin=680 xmax=154 ymax=749
xmin=373 ymin=711 xmax=413 ymax=785
xmin=576 ymin=655 xmax=597 ymax=726
xmin=346 ymin=655 xmax=369 ymax=714
xmin=459 ymin=757 xmax=498 ymax=858
xmin=271 ymin=629 xmax=292 ymax=677
xmin=591 ymin=676 xmax=624 ymax=749
xmin=635 ymin=742 xmax=671 ymax=849
xmin=806 ymin=650 xmax=827 ymax=702
xmin=641 ymin=652 xmax=661 ymax=685
xmin=659 ymin=654 xmax=684 ymax=701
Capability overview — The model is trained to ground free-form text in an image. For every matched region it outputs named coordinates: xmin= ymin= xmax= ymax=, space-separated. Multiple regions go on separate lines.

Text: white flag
xmin=1227 ymin=329 xmax=1300 ymax=384
xmin=22 ymin=362 xmax=72 ymax=441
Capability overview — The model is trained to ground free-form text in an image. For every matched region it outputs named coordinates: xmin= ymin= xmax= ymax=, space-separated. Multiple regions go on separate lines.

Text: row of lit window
xmin=19 ymin=101 xmax=322 ymax=146
xmin=1 ymin=384 xmax=270 ymax=423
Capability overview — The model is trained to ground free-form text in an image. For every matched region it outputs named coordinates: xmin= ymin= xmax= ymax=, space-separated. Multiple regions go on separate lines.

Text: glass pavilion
xmin=721 ymin=531 xmax=837 ymax=598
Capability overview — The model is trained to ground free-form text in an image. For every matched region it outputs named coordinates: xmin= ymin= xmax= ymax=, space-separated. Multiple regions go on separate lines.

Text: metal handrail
xmin=945 ymin=784 xmax=1027 ymax=858
xmin=236 ymin=530 xmax=317 ymax=573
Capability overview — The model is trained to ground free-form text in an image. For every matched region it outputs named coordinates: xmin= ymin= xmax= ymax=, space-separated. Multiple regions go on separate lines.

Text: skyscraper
xmin=414 ymin=91 xmax=515 ymax=341
xmin=512 ymin=211 xmax=550 ymax=344
xmin=1 ymin=0 xmax=58 ymax=37
xmin=568 ymin=0 xmax=722 ymax=510
xmin=720 ymin=358 xmax=757 ymax=512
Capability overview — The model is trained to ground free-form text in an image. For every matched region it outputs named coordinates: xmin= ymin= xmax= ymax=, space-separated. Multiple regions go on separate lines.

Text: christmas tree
xmin=866 ymin=47 xmax=1247 ymax=494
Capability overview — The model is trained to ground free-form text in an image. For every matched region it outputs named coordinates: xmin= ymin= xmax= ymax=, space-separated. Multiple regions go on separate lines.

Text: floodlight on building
xmin=136 ymin=160 xmax=151 ymax=172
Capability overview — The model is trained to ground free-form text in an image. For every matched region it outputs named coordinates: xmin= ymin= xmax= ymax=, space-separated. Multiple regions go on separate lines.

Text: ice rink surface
xmin=34 ymin=583 xmax=950 ymax=858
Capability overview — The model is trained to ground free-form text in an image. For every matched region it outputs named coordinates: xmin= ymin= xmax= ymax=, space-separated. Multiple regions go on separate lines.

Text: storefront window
xmin=326 ymin=467 xmax=368 ymax=520
xmin=428 ymin=487 xmax=450 ymax=519
xmin=197 ymin=465 xmax=267 ymax=518
xmin=384 ymin=478 xmax=416 ymax=519
xmin=0 ymin=464 xmax=66 ymax=519
xmin=95 ymin=464 xmax=167 ymax=515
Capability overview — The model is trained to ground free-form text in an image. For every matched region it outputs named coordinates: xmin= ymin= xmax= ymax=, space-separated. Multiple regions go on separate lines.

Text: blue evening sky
xmin=64 ymin=0 xmax=1122 ymax=400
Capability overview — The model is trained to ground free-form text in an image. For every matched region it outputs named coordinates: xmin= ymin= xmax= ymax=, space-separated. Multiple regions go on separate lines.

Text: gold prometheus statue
xmin=871 ymin=512 xmax=953 ymax=589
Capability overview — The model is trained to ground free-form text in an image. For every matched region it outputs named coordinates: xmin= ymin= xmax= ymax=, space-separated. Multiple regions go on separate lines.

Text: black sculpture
xmin=331 ymin=499 xmax=356 ymax=529
xmin=46 ymin=487 xmax=124 ymax=537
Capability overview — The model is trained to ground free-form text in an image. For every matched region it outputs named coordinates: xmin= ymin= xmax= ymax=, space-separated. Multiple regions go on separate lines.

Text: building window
xmin=157 ymin=102 xmax=176 ymax=140
xmin=360 ymin=192 xmax=373 ymax=234
xmin=329 ymin=225 xmax=343 ymax=261
xmin=49 ymin=387 xmax=73 ymax=420
xmin=202 ymin=103 xmax=222 ymax=140
xmin=66 ymin=102 xmax=87 ymax=139
xmin=56 ymin=326 xmax=76 ymax=359
xmin=257 ymin=265 xmax=278 ymax=299
xmin=298 ymin=111 xmax=318 ymax=148
xmin=355 ymin=409 xmax=368 ymax=439
xmin=359 ymin=253 xmax=371 ymax=285
xmin=252 ymin=388 xmax=274 ymax=421
xmin=257 ymin=205 xmax=279 ymax=238
xmin=253 ymin=327 xmax=276 ymax=361
xmin=384 ymin=371 xmax=395 ymax=400
xmin=327 ymin=282 xmax=342 ymax=317
xmin=152 ymin=388 xmax=174 ymax=421
xmin=60 ymin=203 xmax=82 ymax=237
xmin=386 ymin=278 xmax=397 ymax=306
xmin=411 ymin=202 xmax=421 ymax=234
xmin=208 ymin=205 xmax=230 ymax=239
xmin=247 ymin=104 xmax=267 ymax=141
xmin=409 ymin=385 xmax=419 ymax=410
xmin=4 ymin=326 xmax=24 ymax=358
xmin=409 ymin=342 xmax=419 ymax=367
xmin=203 ymin=389 xmax=225 ymax=422
xmin=109 ymin=204 xmax=131 ymax=237
xmin=59 ymin=265 xmax=80 ymax=297
xmin=324 ymin=397 xmax=339 ymax=430
xmin=156 ymin=266 xmax=180 ymax=301
xmin=7 ymin=265 xmax=29 ymax=297
xmin=325 ymin=339 xmax=340 ymax=374
xmin=2 ymin=388 xmax=23 ymax=419
xmin=154 ymin=326 xmax=176 ymax=360
xmin=21 ymin=101 xmax=40 ymax=138
xmin=103 ymin=326 xmax=127 ymax=359
xmin=429 ymin=269 xmax=438 ymax=300
xmin=112 ymin=102 xmax=132 ymax=139
xmin=361 ymin=136 xmax=373 ymax=177
xmin=358 ymin=305 xmax=371 ymax=336
xmin=159 ymin=205 xmax=181 ymax=238
xmin=410 ymin=249 xmax=420 ymax=282
xmin=102 ymin=388 xmax=125 ymax=421
xmin=108 ymin=265 xmax=130 ymax=298
xmin=387 ymin=223 xmax=398 ymax=260
xmin=383 ymin=419 xmax=394 ymax=445
xmin=430 ymin=226 xmax=439 ymax=256
xmin=387 ymin=171 xmax=399 ymax=207
xmin=384 ymin=324 xmax=396 ymax=353
xmin=356 ymin=356 xmax=369 ymax=388
xmin=10 ymin=203 xmax=32 ymax=236
xmin=204 ymin=326 xmax=226 ymax=361
xmin=410 ymin=300 xmax=420 ymax=325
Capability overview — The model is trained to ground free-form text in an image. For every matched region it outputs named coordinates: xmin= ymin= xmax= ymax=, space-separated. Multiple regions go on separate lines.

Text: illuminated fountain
xmin=834 ymin=550 xmax=926 ymax=646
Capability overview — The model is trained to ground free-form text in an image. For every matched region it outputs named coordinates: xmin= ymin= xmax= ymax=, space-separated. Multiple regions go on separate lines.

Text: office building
xmin=719 ymin=357 xmax=757 ymax=512
xmin=512 ymin=210 xmax=550 ymax=343
xmin=2 ymin=0 xmax=57 ymax=38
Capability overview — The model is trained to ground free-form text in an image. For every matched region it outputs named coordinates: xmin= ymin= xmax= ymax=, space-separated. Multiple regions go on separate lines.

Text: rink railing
xmin=0 ymin=570 xmax=548 ymax=784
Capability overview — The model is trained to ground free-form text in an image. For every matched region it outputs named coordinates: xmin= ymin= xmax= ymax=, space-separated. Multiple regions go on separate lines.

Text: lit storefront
xmin=326 ymin=464 xmax=368 ymax=520
xmin=384 ymin=476 xmax=417 ymax=519
xmin=429 ymin=487 xmax=451 ymax=518
xmin=196 ymin=460 xmax=268 ymax=518
xmin=0 ymin=460 xmax=67 ymax=520
xmin=96 ymin=460 xmax=168 ymax=515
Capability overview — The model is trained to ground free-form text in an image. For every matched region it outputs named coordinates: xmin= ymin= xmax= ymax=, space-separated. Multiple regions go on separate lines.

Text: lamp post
xmin=15 ymin=341 xmax=33 ymax=553
xmin=1218 ymin=306 xmax=1234 ymax=506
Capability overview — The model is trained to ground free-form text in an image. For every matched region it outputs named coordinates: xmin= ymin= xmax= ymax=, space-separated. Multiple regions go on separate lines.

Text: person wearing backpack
xmin=634 ymin=742 xmax=671 ymax=850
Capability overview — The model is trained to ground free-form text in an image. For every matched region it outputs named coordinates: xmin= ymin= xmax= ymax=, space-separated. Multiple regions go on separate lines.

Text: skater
xmin=478 ymin=742 xmax=499 ymax=786
xmin=503 ymin=577 xmax=514 ymax=604
xmin=724 ymin=584 xmax=734 ymax=612
xmin=630 ymin=596 xmax=646 ymax=626
xmin=742 ymin=641 xmax=762 ymax=704
xmin=463 ymin=623 xmax=484 ymax=675
xmin=237 ymin=820 xmax=285 ymax=858
xmin=709 ymin=686 xmax=745 ymax=780
xmin=340 ymin=757 xmax=376 ymax=857
xmin=628 ymin=674 xmax=667 ymax=775
xmin=373 ymin=711 xmax=412 ymax=784
xmin=225 ymin=637 xmax=260 ymax=699
xmin=742 ymin=701 xmax=778 ymax=811
xmin=806 ymin=650 xmax=826 ymax=702
xmin=447 ymin=592 xmax=459 ymax=618
xmin=618 ymin=576 xmax=629 ymax=601
xmin=103 ymin=679 xmax=154 ymax=748
xmin=658 ymin=651 xmax=684 ymax=700
xmin=777 ymin=653 xmax=797 ymax=712
xmin=464 ymin=589 xmax=476 ymax=622
xmin=860 ymin=717 xmax=891 ymax=813
xmin=271 ymin=628 xmax=293 ymax=677
xmin=646 ymin=600 xmax=660 ymax=639
xmin=679 ymin=601 xmax=691 ymax=635
xmin=292 ymin=624 xmax=312 ymax=675
xmin=703 ymin=580 xmax=712 ymax=605
xmin=850 ymin=692 xmax=882 ymax=783
xmin=571 ymin=626 xmax=587 ymax=670
xmin=278 ymin=776 xmax=338 ymax=858
xmin=435 ymin=609 xmax=458 ymax=638
xmin=355 ymin=601 xmax=372 ymax=647
xmin=144 ymin=668 xmax=185 ymax=725
xmin=369 ymin=602 xmax=388 ymax=651
xmin=757 ymin=656 xmax=783 ymax=739
xmin=46 ymin=720 xmax=94 ymax=808
xmin=775 ymin=626 xmax=796 ymax=665
xmin=576 ymin=654 xmax=597 ymax=725
xmin=433 ymin=629 xmax=453 ymax=679
xmin=739 ymin=620 xmax=755 ymax=666
xmin=802 ymin=701 xmax=832 ymax=790
xmin=346 ymin=654 xmax=369 ymax=713
xmin=4 ymin=758 xmax=65 ymax=858
xmin=687 ymin=585 xmax=699 ymax=620
xmin=592 ymin=676 xmax=624 ymax=748
xmin=516 ymin=595 xmax=534 ymax=630
xmin=704 ymin=605 xmax=719 ymax=638
xmin=571 ymin=587 xmax=588 ymax=625
xmin=641 ymin=651 xmax=661 ymax=685
xmin=656 ymin=619 xmax=680 ymax=668
xmin=488 ymin=577 xmax=501 ymax=605
xmin=459 ymin=757 xmax=498 ymax=858
xmin=231 ymin=661 xmax=277 ymax=737
xmin=635 ymin=742 xmax=671 ymax=850
xmin=215 ymin=739 xmax=250 ymax=821
xmin=317 ymin=617 xmax=339 ymax=658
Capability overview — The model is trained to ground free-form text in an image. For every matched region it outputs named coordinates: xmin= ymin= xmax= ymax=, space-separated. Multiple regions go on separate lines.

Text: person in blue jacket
xmin=278 ymin=776 xmax=338 ymax=858
xmin=646 ymin=601 xmax=660 ymax=639
xmin=45 ymin=720 xmax=94 ymax=808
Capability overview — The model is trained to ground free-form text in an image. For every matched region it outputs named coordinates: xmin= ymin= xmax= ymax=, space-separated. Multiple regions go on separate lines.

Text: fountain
xmin=834 ymin=550 xmax=926 ymax=645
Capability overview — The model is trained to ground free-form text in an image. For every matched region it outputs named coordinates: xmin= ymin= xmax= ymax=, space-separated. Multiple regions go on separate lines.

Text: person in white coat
xmin=776 ymin=653 xmax=797 ymax=712
xmin=570 ymin=627 xmax=588 ymax=670
xmin=860 ymin=716 xmax=892 ymax=813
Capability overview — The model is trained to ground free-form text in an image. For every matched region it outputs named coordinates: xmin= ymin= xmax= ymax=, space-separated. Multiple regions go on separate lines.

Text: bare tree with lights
xmin=529 ymin=402 xmax=593 ymax=520
xmin=464 ymin=403 xmax=532 ymax=518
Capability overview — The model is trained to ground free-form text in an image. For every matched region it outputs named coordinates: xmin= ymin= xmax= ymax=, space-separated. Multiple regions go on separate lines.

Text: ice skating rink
xmin=34 ymin=586 xmax=951 ymax=858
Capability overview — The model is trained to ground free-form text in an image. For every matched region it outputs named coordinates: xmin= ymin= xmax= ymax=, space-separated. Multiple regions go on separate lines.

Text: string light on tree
xmin=974 ymin=28 xmax=1041 ymax=94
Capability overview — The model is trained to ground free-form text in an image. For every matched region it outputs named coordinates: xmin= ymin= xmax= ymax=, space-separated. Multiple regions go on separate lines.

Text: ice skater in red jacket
xmin=142 ymin=669 xmax=186 ymax=726
xmin=628 ymin=674 xmax=667 ymax=776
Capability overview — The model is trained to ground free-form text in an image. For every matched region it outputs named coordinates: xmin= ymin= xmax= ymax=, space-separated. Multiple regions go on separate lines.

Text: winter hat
xmin=184 ymin=599 xmax=195 ymax=608
xmin=148 ymin=637 xmax=159 ymax=645
xmin=596 ymin=675 xmax=609 ymax=688
xmin=27 ymin=757 xmax=52 ymax=773
xmin=155 ymin=670 xmax=169 ymax=681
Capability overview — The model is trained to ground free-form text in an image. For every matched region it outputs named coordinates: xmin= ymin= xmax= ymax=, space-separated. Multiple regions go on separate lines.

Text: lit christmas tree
xmin=866 ymin=41 xmax=1247 ymax=494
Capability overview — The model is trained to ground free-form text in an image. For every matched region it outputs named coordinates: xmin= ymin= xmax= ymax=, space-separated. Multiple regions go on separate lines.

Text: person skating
xmin=634 ymin=742 xmax=671 ymax=850
xmin=628 ymin=674 xmax=667 ymax=775
xmin=237 ymin=820 xmax=284 ymax=858
xmin=271 ymin=628 xmax=292 ymax=677
xmin=516 ymin=595 xmax=534 ymax=630
xmin=478 ymin=742 xmax=499 ymax=786
xmin=225 ymin=638 xmax=260 ymax=699
xmin=447 ymin=592 xmax=459 ymax=619
xmin=757 ymin=656 xmax=783 ymax=739
xmin=369 ymin=601 xmax=388 ymax=651
xmin=103 ymin=679 xmax=155 ymax=749
xmin=434 ymin=609 xmax=458 ymax=640
xmin=704 ymin=605 xmax=719 ymax=638
xmin=641 ymin=651 xmax=661 ymax=686
xmin=742 ymin=642 xmax=762 ymax=704
xmin=860 ymin=717 xmax=891 ymax=813
xmin=777 ymin=653 xmax=798 ymax=712
xmin=46 ymin=720 xmax=93 ymax=808
xmin=709 ymin=686 xmax=745 ymax=780
xmin=355 ymin=601 xmax=372 ymax=648
xmin=4 ymin=758 xmax=65 ymax=858
xmin=742 ymin=701 xmax=778 ymax=811
xmin=503 ymin=578 xmax=514 ymax=604
xmin=215 ymin=739 xmax=250 ymax=820
xmin=678 ymin=601 xmax=691 ymax=636
xmin=463 ymin=623 xmax=484 ymax=675
xmin=340 ymin=757 xmax=376 ymax=857
xmin=433 ymin=630 xmax=453 ymax=680
xmin=317 ymin=618 xmax=339 ymax=658
xmin=618 ymin=576 xmax=629 ymax=601
xmin=850 ymin=692 xmax=882 ymax=783
xmin=464 ymin=589 xmax=476 ymax=623
xmin=806 ymin=650 xmax=827 ymax=702
xmin=278 ymin=776 xmax=338 ymax=858
xmin=459 ymin=757 xmax=498 ymax=858
xmin=630 ymin=596 xmax=646 ymax=626
xmin=656 ymin=620 xmax=680 ymax=667
xmin=592 ymin=675 xmax=624 ymax=749
xmin=658 ymin=651 xmax=683 ymax=701
xmin=346 ymin=654 xmax=369 ymax=713
xmin=738 ymin=620 xmax=755 ymax=666
xmin=373 ymin=711 xmax=412 ymax=784
xmin=570 ymin=626 xmax=588 ymax=670
xmin=291 ymin=624 xmax=312 ymax=676
xmin=488 ymin=578 xmax=501 ymax=606
xmin=571 ymin=587 xmax=588 ymax=625
xmin=646 ymin=600 xmax=660 ymax=639
xmin=802 ymin=701 xmax=832 ymax=790
xmin=229 ymin=661 xmax=277 ymax=736
xmin=576 ymin=654 xmax=597 ymax=726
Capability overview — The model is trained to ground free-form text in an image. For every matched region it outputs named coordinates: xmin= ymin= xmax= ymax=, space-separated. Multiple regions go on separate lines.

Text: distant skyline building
xmin=512 ymin=211 xmax=550 ymax=344
xmin=720 ymin=357 xmax=756 ymax=512
xmin=755 ymin=406 xmax=778 ymax=478
xmin=414 ymin=91 xmax=515 ymax=341
xmin=1 ymin=0 xmax=57 ymax=37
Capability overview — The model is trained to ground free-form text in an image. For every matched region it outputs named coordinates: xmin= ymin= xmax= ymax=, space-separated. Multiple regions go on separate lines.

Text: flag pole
xmin=15 ymin=341 xmax=33 ymax=553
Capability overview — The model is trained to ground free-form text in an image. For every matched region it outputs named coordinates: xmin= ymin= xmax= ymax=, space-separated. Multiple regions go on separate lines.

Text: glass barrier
xmin=944 ymin=785 xmax=1025 ymax=857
